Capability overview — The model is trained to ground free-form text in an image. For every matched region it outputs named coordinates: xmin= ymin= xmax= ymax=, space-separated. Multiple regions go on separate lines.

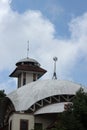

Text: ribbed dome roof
xmin=16 ymin=57 xmax=40 ymax=66
xmin=8 ymin=79 xmax=86 ymax=111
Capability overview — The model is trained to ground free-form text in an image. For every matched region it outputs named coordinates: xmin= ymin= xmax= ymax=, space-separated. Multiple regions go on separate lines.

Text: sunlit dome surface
xmin=8 ymin=79 xmax=86 ymax=111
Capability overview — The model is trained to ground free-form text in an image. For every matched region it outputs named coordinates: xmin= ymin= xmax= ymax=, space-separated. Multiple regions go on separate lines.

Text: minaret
xmin=10 ymin=42 xmax=47 ymax=88
xmin=9 ymin=57 xmax=47 ymax=88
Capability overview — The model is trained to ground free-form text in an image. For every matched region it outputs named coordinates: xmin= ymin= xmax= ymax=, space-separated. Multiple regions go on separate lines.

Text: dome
xmin=16 ymin=57 xmax=40 ymax=67
xmin=7 ymin=80 xmax=86 ymax=111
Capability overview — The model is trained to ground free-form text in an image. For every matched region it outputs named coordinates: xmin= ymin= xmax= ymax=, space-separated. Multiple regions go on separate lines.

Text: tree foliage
xmin=0 ymin=90 xmax=6 ymax=99
xmin=54 ymin=88 xmax=87 ymax=130
xmin=73 ymin=88 xmax=87 ymax=129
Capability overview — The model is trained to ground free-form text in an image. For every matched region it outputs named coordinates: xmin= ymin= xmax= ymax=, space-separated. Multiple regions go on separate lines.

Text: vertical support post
xmin=52 ymin=57 xmax=58 ymax=79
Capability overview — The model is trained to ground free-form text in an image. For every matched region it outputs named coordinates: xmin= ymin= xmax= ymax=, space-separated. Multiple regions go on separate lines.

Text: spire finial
xmin=27 ymin=40 xmax=29 ymax=58
xmin=52 ymin=57 xmax=58 ymax=80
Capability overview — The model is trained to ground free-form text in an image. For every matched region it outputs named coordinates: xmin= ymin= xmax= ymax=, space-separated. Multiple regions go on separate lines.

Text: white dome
xmin=16 ymin=57 xmax=40 ymax=66
xmin=7 ymin=80 xmax=85 ymax=111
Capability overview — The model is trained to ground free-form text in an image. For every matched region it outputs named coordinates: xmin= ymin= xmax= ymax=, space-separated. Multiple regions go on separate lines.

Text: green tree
xmin=0 ymin=90 xmax=6 ymax=98
xmin=54 ymin=88 xmax=87 ymax=130
xmin=0 ymin=90 xmax=6 ymax=129
xmin=61 ymin=88 xmax=87 ymax=130
xmin=73 ymin=88 xmax=87 ymax=129
xmin=61 ymin=109 xmax=84 ymax=130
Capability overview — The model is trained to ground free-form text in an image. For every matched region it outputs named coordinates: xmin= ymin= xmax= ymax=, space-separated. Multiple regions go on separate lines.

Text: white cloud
xmin=0 ymin=0 xmax=11 ymax=22
xmin=0 ymin=0 xmax=87 ymax=93
xmin=70 ymin=13 xmax=87 ymax=39
xmin=45 ymin=3 xmax=64 ymax=21
xmin=69 ymin=13 xmax=87 ymax=59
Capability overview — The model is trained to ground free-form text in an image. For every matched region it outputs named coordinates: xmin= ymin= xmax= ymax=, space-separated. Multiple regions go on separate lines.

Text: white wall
xmin=9 ymin=113 xmax=34 ymax=130
xmin=35 ymin=115 xmax=54 ymax=129
xmin=26 ymin=73 xmax=33 ymax=84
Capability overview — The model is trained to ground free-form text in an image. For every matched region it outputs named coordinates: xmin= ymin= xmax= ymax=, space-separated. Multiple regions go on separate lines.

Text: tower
xmin=9 ymin=57 xmax=47 ymax=88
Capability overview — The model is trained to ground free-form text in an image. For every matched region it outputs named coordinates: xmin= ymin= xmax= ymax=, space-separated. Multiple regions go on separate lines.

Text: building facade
xmin=0 ymin=56 xmax=86 ymax=130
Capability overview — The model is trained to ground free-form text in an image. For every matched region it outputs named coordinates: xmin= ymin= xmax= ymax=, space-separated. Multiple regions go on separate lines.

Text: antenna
xmin=52 ymin=57 xmax=58 ymax=80
xmin=27 ymin=40 xmax=29 ymax=58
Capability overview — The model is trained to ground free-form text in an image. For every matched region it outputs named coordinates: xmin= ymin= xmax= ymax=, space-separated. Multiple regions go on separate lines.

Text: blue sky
xmin=0 ymin=0 xmax=87 ymax=93
xmin=11 ymin=0 xmax=87 ymax=37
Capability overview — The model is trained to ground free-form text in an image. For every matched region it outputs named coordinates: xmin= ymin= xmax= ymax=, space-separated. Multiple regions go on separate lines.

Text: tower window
xmin=20 ymin=119 xmax=28 ymax=130
xmin=18 ymin=74 xmax=21 ymax=88
xmin=33 ymin=74 xmax=36 ymax=81
xmin=23 ymin=72 xmax=26 ymax=85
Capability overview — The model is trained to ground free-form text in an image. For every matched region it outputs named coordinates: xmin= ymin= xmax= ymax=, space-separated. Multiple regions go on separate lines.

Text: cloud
xmin=44 ymin=1 xmax=64 ymax=21
xmin=0 ymin=0 xmax=87 ymax=93
xmin=69 ymin=13 xmax=87 ymax=59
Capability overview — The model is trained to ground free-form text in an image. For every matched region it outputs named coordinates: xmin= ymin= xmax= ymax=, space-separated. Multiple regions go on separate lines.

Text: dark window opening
xmin=35 ymin=123 xmax=43 ymax=130
xmin=33 ymin=74 xmax=36 ymax=81
xmin=20 ymin=119 xmax=28 ymax=130
xmin=18 ymin=74 xmax=21 ymax=88
xmin=23 ymin=72 xmax=26 ymax=85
